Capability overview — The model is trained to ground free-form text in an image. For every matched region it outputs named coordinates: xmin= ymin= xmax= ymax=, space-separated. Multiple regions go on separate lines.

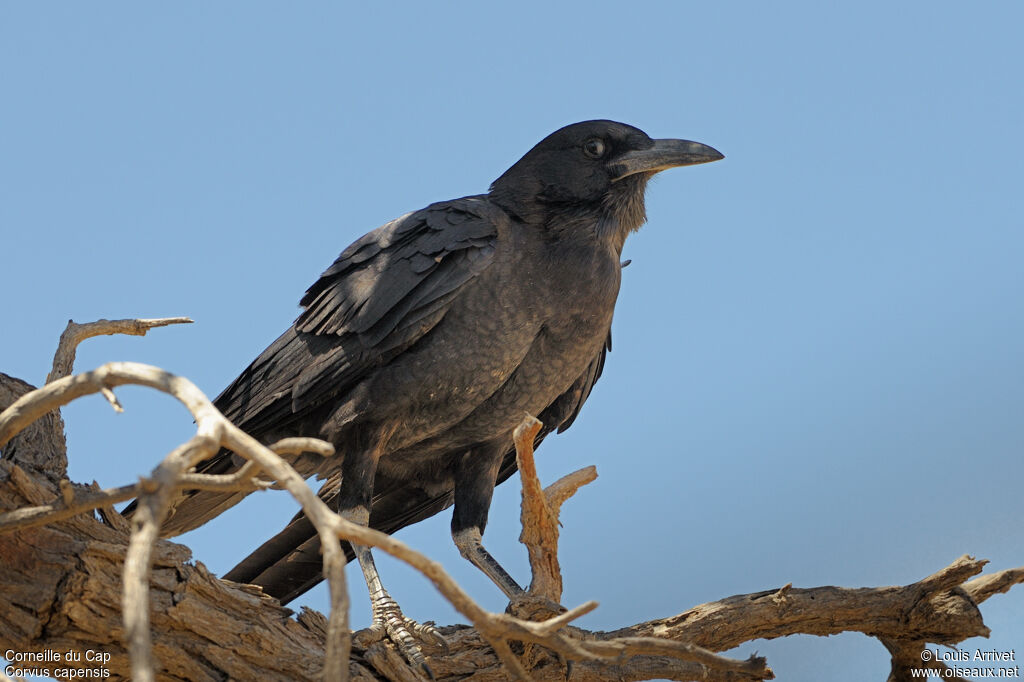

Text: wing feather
xmin=222 ymin=197 xmax=499 ymax=434
xmin=143 ymin=197 xmax=500 ymax=537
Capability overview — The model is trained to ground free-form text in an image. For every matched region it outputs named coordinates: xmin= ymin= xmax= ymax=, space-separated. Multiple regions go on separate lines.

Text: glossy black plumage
xmin=128 ymin=120 xmax=722 ymax=605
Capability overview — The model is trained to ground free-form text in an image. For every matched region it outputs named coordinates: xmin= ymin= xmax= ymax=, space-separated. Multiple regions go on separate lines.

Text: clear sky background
xmin=3 ymin=3 xmax=1022 ymax=681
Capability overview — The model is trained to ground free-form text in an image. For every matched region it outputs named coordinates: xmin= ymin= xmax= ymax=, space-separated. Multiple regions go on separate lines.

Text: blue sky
xmin=3 ymin=3 xmax=1022 ymax=681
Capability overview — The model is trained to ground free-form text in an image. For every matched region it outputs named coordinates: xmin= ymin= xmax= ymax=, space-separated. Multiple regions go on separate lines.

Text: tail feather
xmin=222 ymin=476 xmax=455 ymax=604
xmin=224 ymin=512 xmax=351 ymax=604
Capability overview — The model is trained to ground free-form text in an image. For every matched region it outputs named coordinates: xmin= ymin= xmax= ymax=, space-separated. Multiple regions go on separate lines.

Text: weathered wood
xmin=0 ymin=464 xmax=343 ymax=681
xmin=0 ymin=372 xmax=67 ymax=480
xmin=2 ymin=370 xmax=1023 ymax=682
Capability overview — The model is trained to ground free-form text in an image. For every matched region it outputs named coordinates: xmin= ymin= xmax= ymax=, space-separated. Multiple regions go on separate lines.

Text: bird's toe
xmin=506 ymin=593 xmax=567 ymax=621
xmin=358 ymin=593 xmax=447 ymax=676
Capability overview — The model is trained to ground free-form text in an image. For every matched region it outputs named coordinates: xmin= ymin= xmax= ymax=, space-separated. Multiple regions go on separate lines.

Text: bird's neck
xmin=490 ymin=175 xmax=650 ymax=257
xmin=596 ymin=174 xmax=650 ymax=254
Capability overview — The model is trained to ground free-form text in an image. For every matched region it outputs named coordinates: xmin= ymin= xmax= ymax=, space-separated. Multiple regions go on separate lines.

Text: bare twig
xmin=47 ymin=317 xmax=193 ymax=384
xmin=0 ymin=438 xmax=335 ymax=535
xmin=0 ymin=481 xmax=138 ymax=533
xmin=580 ymin=637 xmax=768 ymax=676
xmin=126 ymin=437 xmax=213 ymax=682
xmin=92 ymin=480 xmax=131 ymax=532
xmin=514 ymin=415 xmax=596 ymax=605
xmin=914 ymin=555 xmax=987 ymax=594
xmin=544 ymin=465 xmax=598 ymax=516
xmin=175 ymin=461 xmax=274 ymax=493
xmin=515 ymin=415 xmax=562 ymax=602
xmin=964 ymin=565 xmax=1024 ymax=603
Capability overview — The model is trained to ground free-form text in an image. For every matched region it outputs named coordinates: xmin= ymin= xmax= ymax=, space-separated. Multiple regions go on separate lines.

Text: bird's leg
xmin=339 ymin=440 xmax=444 ymax=674
xmin=452 ymin=443 xmax=567 ymax=621
xmin=451 ymin=444 xmax=525 ymax=599
xmin=451 ymin=525 xmax=523 ymax=599
xmin=345 ymin=508 xmax=446 ymax=667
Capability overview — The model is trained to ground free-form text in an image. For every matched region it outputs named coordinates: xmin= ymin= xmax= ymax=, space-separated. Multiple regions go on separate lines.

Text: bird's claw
xmin=415 ymin=620 xmax=450 ymax=654
xmin=506 ymin=593 xmax=567 ymax=621
xmin=356 ymin=594 xmax=447 ymax=677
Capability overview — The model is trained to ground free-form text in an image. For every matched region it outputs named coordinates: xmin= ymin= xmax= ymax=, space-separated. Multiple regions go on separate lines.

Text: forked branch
xmin=1 ymin=318 xmax=769 ymax=681
xmin=0 ymin=318 xmax=1021 ymax=681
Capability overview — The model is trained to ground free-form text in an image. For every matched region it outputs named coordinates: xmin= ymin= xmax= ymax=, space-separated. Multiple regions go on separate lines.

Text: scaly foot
xmin=354 ymin=591 xmax=448 ymax=678
xmin=506 ymin=592 xmax=566 ymax=621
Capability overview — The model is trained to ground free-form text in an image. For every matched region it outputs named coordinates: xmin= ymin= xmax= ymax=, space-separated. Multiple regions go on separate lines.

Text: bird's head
xmin=489 ymin=120 xmax=722 ymax=246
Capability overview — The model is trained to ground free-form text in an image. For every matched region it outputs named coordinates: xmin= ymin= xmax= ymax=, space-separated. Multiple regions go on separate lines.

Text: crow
xmin=130 ymin=120 xmax=722 ymax=668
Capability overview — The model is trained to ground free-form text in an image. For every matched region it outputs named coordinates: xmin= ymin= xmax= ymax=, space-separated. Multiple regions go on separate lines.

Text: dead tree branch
xmin=514 ymin=414 xmax=597 ymax=605
xmin=0 ymin=438 xmax=331 ymax=535
xmin=603 ymin=554 xmax=1003 ymax=649
xmin=47 ymin=317 xmax=193 ymax=385
xmin=2 ymin=363 xmax=765 ymax=678
xmin=0 ymin=318 xmax=1021 ymax=681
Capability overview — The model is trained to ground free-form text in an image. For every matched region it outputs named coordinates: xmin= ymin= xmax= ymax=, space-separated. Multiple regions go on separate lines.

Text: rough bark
xmin=0 ymin=374 xmax=349 ymax=681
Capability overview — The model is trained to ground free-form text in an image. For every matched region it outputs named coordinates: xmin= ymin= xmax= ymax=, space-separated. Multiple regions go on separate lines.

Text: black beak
xmin=610 ymin=139 xmax=724 ymax=180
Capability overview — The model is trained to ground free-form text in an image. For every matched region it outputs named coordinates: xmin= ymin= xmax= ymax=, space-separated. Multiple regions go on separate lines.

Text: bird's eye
xmin=582 ymin=138 xmax=607 ymax=159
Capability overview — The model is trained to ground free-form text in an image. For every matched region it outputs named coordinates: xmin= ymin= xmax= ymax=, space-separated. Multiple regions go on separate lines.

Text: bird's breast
xmin=393 ymin=240 xmax=617 ymax=449
xmin=342 ymin=222 xmax=621 ymax=463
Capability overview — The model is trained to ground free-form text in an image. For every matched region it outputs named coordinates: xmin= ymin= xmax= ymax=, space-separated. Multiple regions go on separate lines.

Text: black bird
xmin=136 ymin=120 xmax=721 ymax=666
